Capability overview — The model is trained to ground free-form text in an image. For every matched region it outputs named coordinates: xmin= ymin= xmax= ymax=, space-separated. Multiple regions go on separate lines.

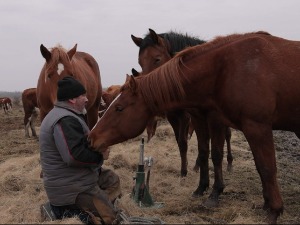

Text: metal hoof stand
xmin=131 ymin=138 xmax=164 ymax=209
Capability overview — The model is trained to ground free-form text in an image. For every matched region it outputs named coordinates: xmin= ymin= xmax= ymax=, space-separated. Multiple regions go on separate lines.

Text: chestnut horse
xmin=131 ymin=29 xmax=233 ymax=204
xmin=0 ymin=97 xmax=12 ymax=114
xmin=22 ymin=88 xmax=39 ymax=138
xmin=89 ymin=31 xmax=300 ymax=224
xmin=37 ymin=44 xmax=102 ymax=129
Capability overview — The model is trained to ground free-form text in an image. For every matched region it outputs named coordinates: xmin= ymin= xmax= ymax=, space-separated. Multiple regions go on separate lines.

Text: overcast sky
xmin=1 ymin=0 xmax=300 ymax=92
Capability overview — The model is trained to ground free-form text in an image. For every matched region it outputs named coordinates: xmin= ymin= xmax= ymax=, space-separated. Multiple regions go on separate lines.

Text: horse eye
xmin=47 ymin=73 xmax=53 ymax=79
xmin=116 ymin=106 xmax=123 ymax=112
xmin=154 ymin=58 xmax=161 ymax=65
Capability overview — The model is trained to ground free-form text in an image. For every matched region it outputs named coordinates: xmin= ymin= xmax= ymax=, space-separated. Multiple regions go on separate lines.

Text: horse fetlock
xmin=192 ymin=164 xmax=200 ymax=172
xmin=181 ymin=170 xmax=188 ymax=177
xmin=192 ymin=185 xmax=208 ymax=197
xmin=266 ymin=207 xmax=283 ymax=224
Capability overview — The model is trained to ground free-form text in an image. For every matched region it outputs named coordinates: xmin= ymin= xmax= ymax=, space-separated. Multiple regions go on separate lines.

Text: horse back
xmin=179 ymin=33 xmax=300 ymax=132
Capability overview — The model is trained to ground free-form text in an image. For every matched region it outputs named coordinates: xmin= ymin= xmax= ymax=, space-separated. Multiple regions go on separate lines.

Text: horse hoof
xmin=191 ymin=190 xmax=204 ymax=198
xmin=181 ymin=171 xmax=187 ymax=177
xmin=227 ymin=164 xmax=233 ymax=172
xmin=267 ymin=212 xmax=278 ymax=224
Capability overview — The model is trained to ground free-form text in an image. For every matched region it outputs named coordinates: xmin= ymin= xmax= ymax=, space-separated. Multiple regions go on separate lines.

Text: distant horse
xmin=89 ymin=31 xmax=300 ymax=224
xmin=37 ymin=44 xmax=102 ymax=129
xmin=131 ymin=29 xmax=233 ymax=203
xmin=102 ymin=85 xmax=122 ymax=106
xmin=98 ymin=85 xmax=121 ymax=118
xmin=4 ymin=97 xmax=12 ymax=109
xmin=0 ymin=97 xmax=12 ymax=113
xmin=22 ymin=88 xmax=39 ymax=138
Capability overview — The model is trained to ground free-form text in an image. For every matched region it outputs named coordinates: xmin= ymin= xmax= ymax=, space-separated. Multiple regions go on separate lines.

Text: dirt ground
xmin=0 ymin=104 xmax=299 ymax=224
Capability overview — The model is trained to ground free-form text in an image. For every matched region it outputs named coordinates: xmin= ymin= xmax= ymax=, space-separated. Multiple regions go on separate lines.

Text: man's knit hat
xmin=57 ymin=76 xmax=86 ymax=101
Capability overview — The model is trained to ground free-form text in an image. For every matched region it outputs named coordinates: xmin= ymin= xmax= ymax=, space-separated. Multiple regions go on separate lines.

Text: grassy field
xmin=0 ymin=104 xmax=299 ymax=224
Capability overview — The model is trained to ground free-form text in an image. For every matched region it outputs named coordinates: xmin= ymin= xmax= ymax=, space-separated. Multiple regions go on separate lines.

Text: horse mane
xmin=123 ymin=57 xmax=186 ymax=113
xmin=176 ymin=31 xmax=271 ymax=60
xmin=140 ymin=30 xmax=206 ymax=56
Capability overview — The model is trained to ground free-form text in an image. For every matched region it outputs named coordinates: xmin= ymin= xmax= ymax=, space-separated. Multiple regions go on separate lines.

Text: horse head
xmin=88 ymin=75 xmax=152 ymax=152
xmin=37 ymin=44 xmax=102 ymax=128
xmin=37 ymin=44 xmax=79 ymax=121
xmin=131 ymin=28 xmax=172 ymax=74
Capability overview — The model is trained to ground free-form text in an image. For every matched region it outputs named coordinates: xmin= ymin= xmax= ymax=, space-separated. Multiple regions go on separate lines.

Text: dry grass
xmin=0 ymin=105 xmax=299 ymax=224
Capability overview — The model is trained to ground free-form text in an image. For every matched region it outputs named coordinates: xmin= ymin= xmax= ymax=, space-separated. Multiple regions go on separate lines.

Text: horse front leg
xmin=203 ymin=116 xmax=226 ymax=207
xmin=166 ymin=110 xmax=190 ymax=177
xmin=243 ymin=120 xmax=283 ymax=224
xmin=189 ymin=111 xmax=210 ymax=197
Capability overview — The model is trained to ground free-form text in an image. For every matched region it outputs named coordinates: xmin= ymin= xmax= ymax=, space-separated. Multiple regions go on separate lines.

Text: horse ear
xmin=131 ymin=68 xmax=140 ymax=77
xmin=149 ymin=28 xmax=159 ymax=44
xmin=67 ymin=44 xmax=77 ymax=60
xmin=131 ymin=35 xmax=143 ymax=47
xmin=40 ymin=44 xmax=51 ymax=62
xmin=126 ymin=74 xmax=131 ymax=82
xmin=129 ymin=75 xmax=137 ymax=93
xmin=102 ymin=92 xmax=113 ymax=106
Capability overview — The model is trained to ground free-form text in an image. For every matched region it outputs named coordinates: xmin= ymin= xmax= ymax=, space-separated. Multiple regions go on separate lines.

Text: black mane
xmin=140 ymin=31 xmax=206 ymax=56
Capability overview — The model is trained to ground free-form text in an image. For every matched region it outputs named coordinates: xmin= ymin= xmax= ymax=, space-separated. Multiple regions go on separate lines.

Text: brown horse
xmin=89 ymin=31 xmax=300 ymax=224
xmin=37 ymin=44 xmax=102 ymax=129
xmin=22 ymin=88 xmax=39 ymax=138
xmin=0 ymin=97 xmax=12 ymax=114
xmin=102 ymin=85 xmax=122 ymax=106
xmin=131 ymin=29 xmax=233 ymax=203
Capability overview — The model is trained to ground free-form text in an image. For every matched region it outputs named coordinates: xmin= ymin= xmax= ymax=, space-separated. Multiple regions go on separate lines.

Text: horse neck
xmin=138 ymin=57 xmax=187 ymax=113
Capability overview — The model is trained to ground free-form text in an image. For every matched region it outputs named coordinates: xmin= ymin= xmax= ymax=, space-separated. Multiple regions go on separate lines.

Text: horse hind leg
xmin=243 ymin=121 xmax=283 ymax=224
xmin=202 ymin=118 xmax=226 ymax=208
xmin=25 ymin=115 xmax=32 ymax=138
xmin=25 ymin=123 xmax=30 ymax=138
xmin=225 ymin=127 xmax=233 ymax=172
xmin=30 ymin=113 xmax=38 ymax=137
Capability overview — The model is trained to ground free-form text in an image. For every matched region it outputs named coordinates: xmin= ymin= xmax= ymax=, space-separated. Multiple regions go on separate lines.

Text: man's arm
xmin=53 ymin=116 xmax=103 ymax=167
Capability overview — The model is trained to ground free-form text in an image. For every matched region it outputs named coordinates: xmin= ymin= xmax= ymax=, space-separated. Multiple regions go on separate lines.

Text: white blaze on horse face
xmin=44 ymin=63 xmax=65 ymax=83
xmin=91 ymin=93 xmax=122 ymax=131
xmin=57 ymin=63 xmax=64 ymax=75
